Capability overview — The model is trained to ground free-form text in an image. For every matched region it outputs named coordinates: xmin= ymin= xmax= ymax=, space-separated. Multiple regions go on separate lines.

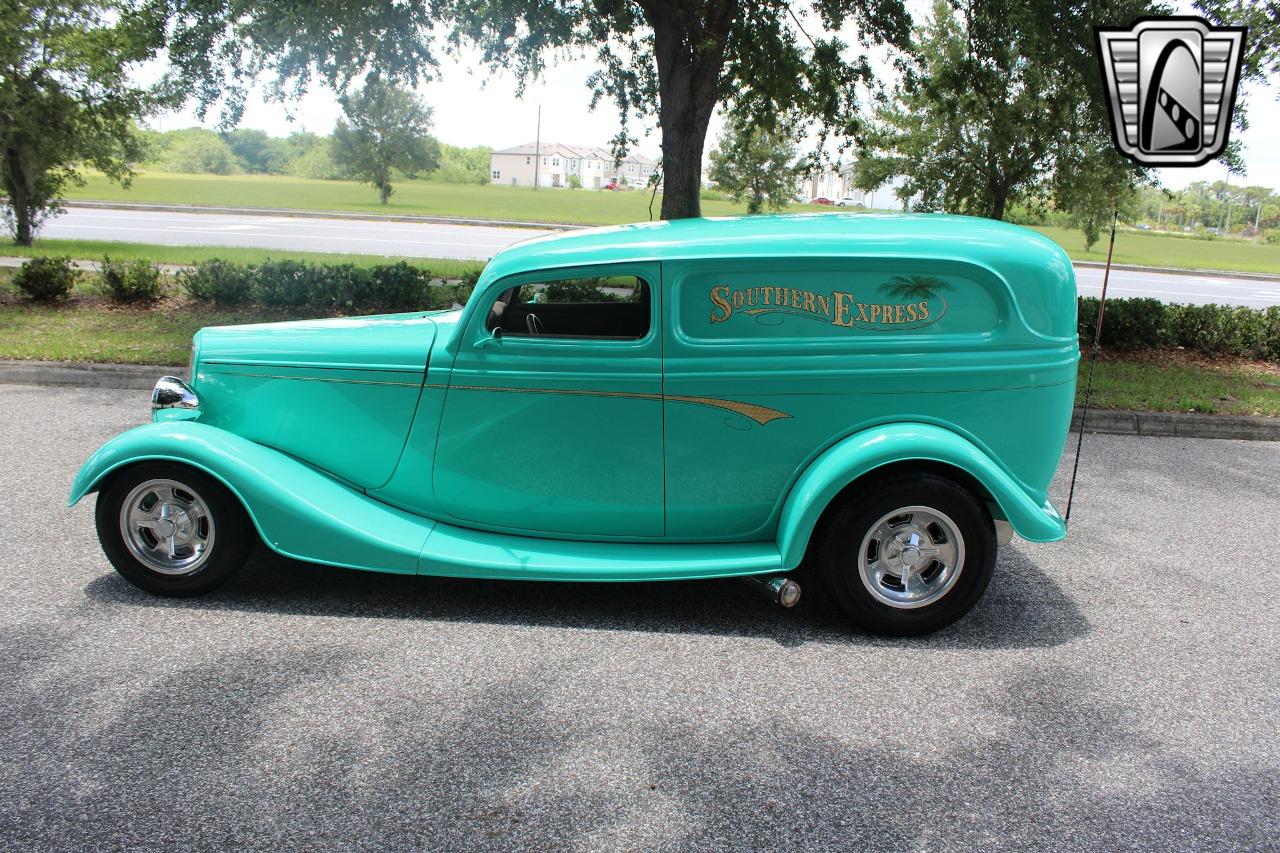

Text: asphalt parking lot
xmin=1 ymin=383 xmax=1277 ymax=851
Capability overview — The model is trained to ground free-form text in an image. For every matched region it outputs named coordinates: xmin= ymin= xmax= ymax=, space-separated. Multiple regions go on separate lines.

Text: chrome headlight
xmin=152 ymin=376 xmax=200 ymax=412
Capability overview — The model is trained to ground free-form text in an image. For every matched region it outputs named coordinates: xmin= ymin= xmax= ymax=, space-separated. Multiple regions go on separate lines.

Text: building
xmin=489 ymin=143 xmax=660 ymax=189
xmin=799 ymin=164 xmax=869 ymax=204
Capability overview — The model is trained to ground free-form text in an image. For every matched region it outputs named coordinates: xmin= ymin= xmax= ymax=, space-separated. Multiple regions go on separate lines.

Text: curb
xmin=0 ymin=257 xmax=190 ymax=273
xmin=1 ymin=359 xmax=1275 ymax=441
xmin=0 ymin=360 xmax=186 ymax=389
xmin=61 ymin=200 xmax=581 ymax=232
xmin=1072 ymin=259 xmax=1280 ymax=283
xmin=1070 ymin=407 xmax=1280 ymax=441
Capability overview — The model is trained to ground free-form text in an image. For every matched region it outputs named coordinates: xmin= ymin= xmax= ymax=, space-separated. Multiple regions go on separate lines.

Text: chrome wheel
xmin=857 ymin=505 xmax=965 ymax=609
xmin=118 ymin=478 xmax=216 ymax=575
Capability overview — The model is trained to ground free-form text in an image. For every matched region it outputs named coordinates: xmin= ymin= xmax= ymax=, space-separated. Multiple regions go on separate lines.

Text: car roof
xmin=481 ymin=213 xmax=1071 ymax=285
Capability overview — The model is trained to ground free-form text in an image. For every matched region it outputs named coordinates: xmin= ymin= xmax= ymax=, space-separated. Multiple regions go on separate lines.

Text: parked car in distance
xmin=810 ymin=197 xmax=833 ymax=205
xmin=604 ymin=181 xmax=623 ymax=191
xmin=71 ymin=214 xmax=1080 ymax=636
xmin=835 ymin=197 xmax=864 ymax=207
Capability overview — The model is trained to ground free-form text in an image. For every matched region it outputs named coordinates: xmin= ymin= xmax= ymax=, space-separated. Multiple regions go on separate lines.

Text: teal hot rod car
xmin=71 ymin=214 xmax=1079 ymax=635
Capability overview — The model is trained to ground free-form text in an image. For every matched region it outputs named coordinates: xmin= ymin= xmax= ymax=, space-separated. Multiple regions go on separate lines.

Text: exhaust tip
xmin=743 ymin=575 xmax=802 ymax=608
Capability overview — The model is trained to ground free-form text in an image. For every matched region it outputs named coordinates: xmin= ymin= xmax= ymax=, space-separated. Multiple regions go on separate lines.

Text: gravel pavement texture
xmin=1 ymin=384 xmax=1277 ymax=851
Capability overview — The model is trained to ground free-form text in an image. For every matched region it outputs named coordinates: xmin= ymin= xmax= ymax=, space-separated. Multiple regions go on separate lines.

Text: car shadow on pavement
xmin=83 ymin=543 xmax=1087 ymax=650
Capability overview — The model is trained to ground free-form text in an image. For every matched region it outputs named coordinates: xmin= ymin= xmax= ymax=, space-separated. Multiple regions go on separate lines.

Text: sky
xmin=149 ymin=23 xmax=1280 ymax=194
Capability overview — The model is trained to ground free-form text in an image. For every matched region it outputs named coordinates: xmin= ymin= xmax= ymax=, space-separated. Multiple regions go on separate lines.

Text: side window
xmin=486 ymin=276 xmax=650 ymax=341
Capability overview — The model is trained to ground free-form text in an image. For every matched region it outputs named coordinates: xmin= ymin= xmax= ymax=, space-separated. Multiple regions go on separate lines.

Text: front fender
xmin=69 ymin=422 xmax=434 ymax=574
xmin=776 ymin=423 xmax=1066 ymax=570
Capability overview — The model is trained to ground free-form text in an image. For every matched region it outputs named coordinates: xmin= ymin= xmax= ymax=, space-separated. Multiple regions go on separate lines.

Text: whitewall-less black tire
xmin=95 ymin=462 xmax=255 ymax=596
xmin=817 ymin=472 xmax=996 ymax=635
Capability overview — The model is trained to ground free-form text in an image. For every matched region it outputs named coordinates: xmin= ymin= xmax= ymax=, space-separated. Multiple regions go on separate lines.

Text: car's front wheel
xmin=95 ymin=462 xmax=255 ymax=596
xmin=816 ymin=472 xmax=996 ymax=635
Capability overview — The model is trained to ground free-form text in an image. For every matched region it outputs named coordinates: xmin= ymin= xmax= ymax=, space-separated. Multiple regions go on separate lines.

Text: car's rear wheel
xmin=95 ymin=462 xmax=254 ymax=596
xmin=816 ymin=472 xmax=995 ymax=635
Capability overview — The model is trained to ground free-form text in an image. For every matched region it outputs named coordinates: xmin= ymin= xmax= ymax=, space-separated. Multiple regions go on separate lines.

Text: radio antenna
xmin=1064 ymin=209 xmax=1118 ymax=526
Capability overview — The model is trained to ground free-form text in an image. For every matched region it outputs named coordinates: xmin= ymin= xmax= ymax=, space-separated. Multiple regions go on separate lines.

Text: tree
xmin=0 ymin=1 xmax=169 ymax=244
xmin=155 ymin=128 xmax=238 ymax=174
xmin=224 ymin=128 xmax=291 ymax=174
xmin=158 ymin=1 xmax=912 ymax=220
xmin=708 ymin=120 xmax=799 ymax=214
xmin=1053 ymin=141 xmax=1139 ymax=251
xmin=854 ymin=0 xmax=1154 ymax=223
xmin=331 ymin=81 xmax=440 ymax=204
xmin=428 ymin=144 xmax=492 ymax=185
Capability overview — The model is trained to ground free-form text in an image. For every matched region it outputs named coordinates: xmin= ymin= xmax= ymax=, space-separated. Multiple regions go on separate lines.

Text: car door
xmin=432 ymin=263 xmax=664 ymax=538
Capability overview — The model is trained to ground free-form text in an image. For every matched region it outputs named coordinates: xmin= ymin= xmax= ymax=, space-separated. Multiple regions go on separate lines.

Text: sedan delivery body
xmin=72 ymin=214 xmax=1079 ymax=634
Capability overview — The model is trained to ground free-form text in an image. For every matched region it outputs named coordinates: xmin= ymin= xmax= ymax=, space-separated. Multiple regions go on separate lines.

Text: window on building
xmin=552 ymin=158 xmax=560 ymax=166
xmin=526 ymin=156 xmax=531 ymax=165
xmin=492 ymin=170 xmax=501 ymax=180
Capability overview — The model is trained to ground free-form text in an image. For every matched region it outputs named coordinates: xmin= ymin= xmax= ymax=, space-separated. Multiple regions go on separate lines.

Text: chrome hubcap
xmin=119 ymin=478 xmax=215 ymax=575
xmin=857 ymin=505 xmax=964 ymax=609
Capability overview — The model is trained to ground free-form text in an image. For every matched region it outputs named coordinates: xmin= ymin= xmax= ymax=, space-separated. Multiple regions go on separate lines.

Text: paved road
xmin=38 ymin=206 xmax=1280 ymax=307
xmin=41 ymin=206 xmax=555 ymax=262
xmin=2 ymin=383 xmax=1277 ymax=850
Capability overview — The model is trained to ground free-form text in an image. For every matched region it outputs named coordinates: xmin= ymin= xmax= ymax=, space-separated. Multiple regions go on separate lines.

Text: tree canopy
xmin=854 ymin=0 xmax=1156 ymax=224
xmin=331 ymin=81 xmax=440 ymax=204
xmin=1 ymin=0 xmax=171 ymax=244
xmin=157 ymin=0 xmax=913 ymax=220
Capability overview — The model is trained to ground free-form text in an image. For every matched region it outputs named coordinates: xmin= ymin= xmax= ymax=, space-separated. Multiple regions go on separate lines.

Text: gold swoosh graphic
xmin=437 ymin=384 xmax=791 ymax=426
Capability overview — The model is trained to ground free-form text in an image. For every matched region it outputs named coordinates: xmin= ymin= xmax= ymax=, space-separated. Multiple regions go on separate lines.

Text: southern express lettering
xmin=708 ymin=285 xmax=943 ymax=329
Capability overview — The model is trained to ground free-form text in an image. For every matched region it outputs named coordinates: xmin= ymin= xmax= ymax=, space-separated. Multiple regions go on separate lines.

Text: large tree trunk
xmin=3 ymin=147 xmax=34 ymax=245
xmin=990 ymin=189 xmax=1007 ymax=221
xmin=646 ymin=1 xmax=735 ymax=220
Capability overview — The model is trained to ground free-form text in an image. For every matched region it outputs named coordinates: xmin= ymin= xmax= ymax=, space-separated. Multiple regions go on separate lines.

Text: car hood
xmin=194 ymin=311 xmax=443 ymax=373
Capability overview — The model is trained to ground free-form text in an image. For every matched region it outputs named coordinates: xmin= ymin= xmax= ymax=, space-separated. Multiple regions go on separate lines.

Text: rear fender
xmin=776 ymin=422 xmax=1066 ymax=570
xmin=69 ymin=422 xmax=433 ymax=573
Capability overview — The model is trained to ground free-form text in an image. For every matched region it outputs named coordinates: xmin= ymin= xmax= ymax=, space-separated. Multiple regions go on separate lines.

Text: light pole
xmin=533 ymin=105 xmax=541 ymax=191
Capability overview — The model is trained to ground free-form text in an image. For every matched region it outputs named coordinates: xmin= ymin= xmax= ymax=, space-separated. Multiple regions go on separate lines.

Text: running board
xmin=417 ymin=521 xmax=783 ymax=582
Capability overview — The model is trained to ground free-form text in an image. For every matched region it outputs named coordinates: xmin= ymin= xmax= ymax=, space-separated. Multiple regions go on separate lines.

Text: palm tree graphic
xmin=878 ymin=275 xmax=953 ymax=301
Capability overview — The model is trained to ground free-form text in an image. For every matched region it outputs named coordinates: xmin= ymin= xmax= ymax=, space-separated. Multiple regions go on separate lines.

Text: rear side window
xmin=486 ymin=276 xmax=650 ymax=340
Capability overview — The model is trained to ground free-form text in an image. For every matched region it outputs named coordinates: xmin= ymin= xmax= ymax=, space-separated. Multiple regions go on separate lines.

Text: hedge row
xmin=6 ymin=255 xmax=479 ymax=312
xmin=1078 ymin=296 xmax=1280 ymax=360
xmin=180 ymin=259 xmax=477 ymax=312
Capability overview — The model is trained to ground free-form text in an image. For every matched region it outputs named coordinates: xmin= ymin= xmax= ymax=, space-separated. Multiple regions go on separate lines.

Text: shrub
xmin=311 ymin=263 xmax=370 ymax=311
xmin=14 ymin=256 xmax=78 ymax=302
xmin=99 ymin=257 xmax=163 ymax=302
xmin=364 ymin=261 xmax=427 ymax=311
xmin=179 ymin=259 xmax=254 ymax=305
xmin=1100 ymin=297 xmax=1165 ymax=350
xmin=252 ymin=260 xmax=318 ymax=307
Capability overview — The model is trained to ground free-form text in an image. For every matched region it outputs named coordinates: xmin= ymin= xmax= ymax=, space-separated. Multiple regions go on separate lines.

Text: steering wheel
xmin=525 ymin=313 xmax=544 ymax=336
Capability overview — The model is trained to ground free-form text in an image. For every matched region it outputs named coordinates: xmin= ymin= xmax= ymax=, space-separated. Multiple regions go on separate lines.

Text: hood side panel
xmin=191 ymin=314 xmax=436 ymax=490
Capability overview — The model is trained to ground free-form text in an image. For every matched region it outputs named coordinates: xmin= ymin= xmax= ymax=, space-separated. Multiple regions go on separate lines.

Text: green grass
xmin=0 ymin=238 xmax=484 ymax=277
xmin=0 ymin=301 xmax=259 ymax=364
xmin=65 ymin=170 xmax=811 ymax=224
xmin=2 ymin=288 xmax=1276 ymax=414
xmin=1035 ymin=225 xmax=1280 ymax=275
xmin=53 ymin=171 xmax=1280 ymax=275
xmin=1080 ymin=358 xmax=1280 ymax=416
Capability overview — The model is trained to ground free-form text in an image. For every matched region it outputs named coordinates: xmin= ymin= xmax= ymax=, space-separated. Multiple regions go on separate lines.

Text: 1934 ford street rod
xmin=71 ymin=213 xmax=1079 ymax=635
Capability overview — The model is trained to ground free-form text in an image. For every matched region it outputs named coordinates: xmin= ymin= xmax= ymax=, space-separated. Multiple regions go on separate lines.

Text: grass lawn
xmin=0 ymin=239 xmax=484 ymax=278
xmin=1082 ymin=352 xmax=1280 ymax=417
xmin=2 ymin=288 xmax=1276 ymax=415
xmin=57 ymin=171 xmax=1280 ymax=275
